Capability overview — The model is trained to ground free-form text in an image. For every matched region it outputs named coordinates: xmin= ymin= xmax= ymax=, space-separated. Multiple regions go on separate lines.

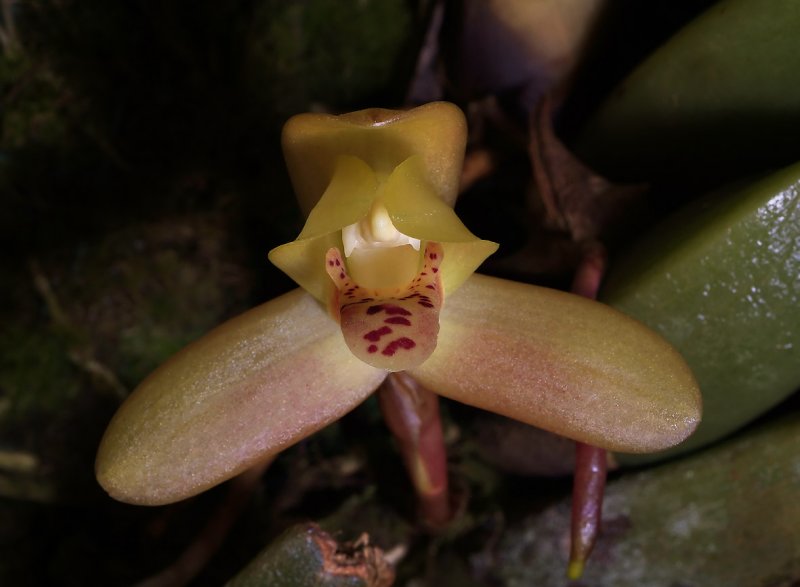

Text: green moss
xmin=0 ymin=323 xmax=81 ymax=421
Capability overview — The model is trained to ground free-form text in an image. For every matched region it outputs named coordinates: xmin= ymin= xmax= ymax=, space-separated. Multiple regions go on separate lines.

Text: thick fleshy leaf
xmin=409 ymin=274 xmax=701 ymax=453
xmin=95 ymin=289 xmax=386 ymax=505
xmin=578 ymin=0 xmax=800 ymax=182
xmin=602 ymin=160 xmax=800 ymax=464
xmin=282 ymin=102 xmax=468 ymax=215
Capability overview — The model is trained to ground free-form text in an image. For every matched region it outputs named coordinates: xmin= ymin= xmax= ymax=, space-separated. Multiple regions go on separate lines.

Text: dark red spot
xmin=421 ymin=272 xmax=427 ymax=276
xmin=339 ymin=272 xmax=346 ymax=279
xmin=418 ymin=302 xmax=434 ymax=308
xmin=429 ymin=253 xmax=438 ymax=259
xmin=382 ymin=337 xmax=416 ymax=356
xmin=432 ymin=267 xmax=438 ymax=273
xmin=328 ymin=260 xmax=335 ymax=266
xmin=385 ymin=316 xmax=411 ymax=326
xmin=366 ymin=304 xmax=412 ymax=316
xmin=426 ymin=284 xmax=435 ymax=290
xmin=364 ymin=326 xmax=392 ymax=341
xmin=335 ymin=259 xmax=341 ymax=266
xmin=367 ymin=344 xmax=378 ymax=353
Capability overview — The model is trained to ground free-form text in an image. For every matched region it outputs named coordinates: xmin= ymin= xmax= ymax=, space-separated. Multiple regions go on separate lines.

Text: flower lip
xmin=327 ymin=243 xmax=444 ymax=371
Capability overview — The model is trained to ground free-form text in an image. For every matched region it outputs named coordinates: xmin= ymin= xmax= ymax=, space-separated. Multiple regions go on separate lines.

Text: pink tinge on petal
xmin=325 ymin=244 xmax=444 ymax=371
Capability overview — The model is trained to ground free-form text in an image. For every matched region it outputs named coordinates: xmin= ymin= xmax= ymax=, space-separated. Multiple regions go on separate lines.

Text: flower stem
xmin=568 ymin=442 xmax=607 ymax=580
xmin=378 ymin=372 xmax=451 ymax=529
xmin=570 ymin=242 xmax=607 ymax=299
xmin=568 ymin=242 xmax=609 ymax=579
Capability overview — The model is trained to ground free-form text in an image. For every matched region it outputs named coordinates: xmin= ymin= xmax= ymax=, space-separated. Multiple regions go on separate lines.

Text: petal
xmin=273 ymin=103 xmax=498 ymax=305
xmin=268 ymin=231 xmax=342 ymax=305
xmin=269 ymin=154 xmax=499 ymax=304
xmin=326 ymin=244 xmax=443 ymax=371
xmin=382 ymin=156 xmax=477 ymax=242
xmin=96 ymin=289 xmax=386 ymax=505
xmin=408 ymin=274 xmax=701 ymax=453
xmin=282 ymin=102 xmax=468 ymax=215
xmin=269 ymin=155 xmax=379 ymax=304
xmin=435 ymin=239 xmax=503 ymax=294
xmin=297 ymin=155 xmax=378 ymax=241
xmin=382 ymin=156 xmax=499 ymax=293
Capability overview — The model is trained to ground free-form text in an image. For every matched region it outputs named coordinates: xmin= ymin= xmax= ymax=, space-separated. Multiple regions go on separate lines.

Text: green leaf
xmin=602 ymin=161 xmax=800 ymax=463
xmin=578 ymin=0 xmax=800 ymax=182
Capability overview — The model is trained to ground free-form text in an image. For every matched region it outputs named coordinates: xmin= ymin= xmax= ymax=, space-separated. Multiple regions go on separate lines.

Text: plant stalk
xmin=568 ymin=242 xmax=609 ymax=579
xmin=378 ymin=372 xmax=451 ymax=529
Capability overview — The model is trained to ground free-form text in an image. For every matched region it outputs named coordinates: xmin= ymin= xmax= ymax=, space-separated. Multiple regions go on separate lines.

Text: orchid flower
xmin=95 ymin=102 xmax=701 ymax=507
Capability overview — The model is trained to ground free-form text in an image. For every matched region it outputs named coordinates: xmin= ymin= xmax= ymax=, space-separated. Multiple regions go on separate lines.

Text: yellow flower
xmin=270 ymin=102 xmax=497 ymax=370
xmin=95 ymin=103 xmax=701 ymax=506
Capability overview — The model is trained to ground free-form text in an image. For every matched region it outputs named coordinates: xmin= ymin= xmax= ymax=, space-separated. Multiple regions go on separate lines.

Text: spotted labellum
xmin=95 ymin=103 xmax=701 ymax=526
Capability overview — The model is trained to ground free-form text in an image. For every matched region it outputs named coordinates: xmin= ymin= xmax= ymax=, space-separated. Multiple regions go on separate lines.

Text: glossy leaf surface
xmin=603 ymin=161 xmax=800 ymax=463
xmin=96 ymin=289 xmax=385 ymax=505
xmin=410 ymin=274 xmax=701 ymax=453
